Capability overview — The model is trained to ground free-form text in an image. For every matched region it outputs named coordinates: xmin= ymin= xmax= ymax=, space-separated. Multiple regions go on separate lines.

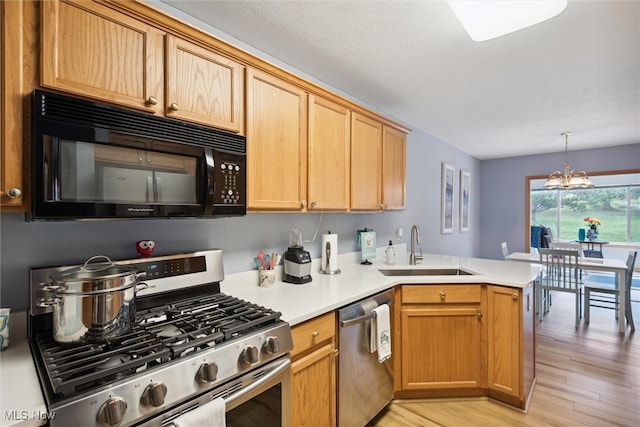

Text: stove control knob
xmin=97 ymin=396 xmax=127 ymax=426
xmin=141 ymin=382 xmax=168 ymax=407
xmin=241 ymin=345 xmax=259 ymax=365
xmin=197 ymin=361 xmax=219 ymax=383
xmin=263 ymin=336 xmax=280 ymax=354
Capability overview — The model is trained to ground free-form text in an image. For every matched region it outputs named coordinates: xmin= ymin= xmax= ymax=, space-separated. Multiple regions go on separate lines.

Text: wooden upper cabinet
xmin=41 ymin=0 xmax=164 ymax=113
xmin=382 ymin=126 xmax=406 ymax=210
xmin=1 ymin=0 xmax=26 ymax=210
xmin=246 ymin=68 xmax=308 ymax=211
xmin=350 ymin=112 xmax=382 ymax=211
xmin=307 ymin=95 xmax=351 ymax=211
xmin=165 ymin=35 xmax=244 ymax=133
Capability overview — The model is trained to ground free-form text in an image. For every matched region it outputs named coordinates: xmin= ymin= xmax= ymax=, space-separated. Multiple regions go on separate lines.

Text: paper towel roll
xmin=321 ymin=233 xmax=339 ymax=273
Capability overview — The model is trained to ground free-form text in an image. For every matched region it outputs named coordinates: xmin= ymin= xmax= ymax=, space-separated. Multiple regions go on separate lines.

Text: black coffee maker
xmin=283 ymin=228 xmax=312 ymax=284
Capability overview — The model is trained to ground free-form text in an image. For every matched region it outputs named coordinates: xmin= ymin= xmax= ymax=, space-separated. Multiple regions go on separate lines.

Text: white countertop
xmin=0 ymin=247 xmax=541 ymax=426
xmin=221 ymin=247 xmax=542 ymax=325
xmin=0 ymin=312 xmax=47 ymax=427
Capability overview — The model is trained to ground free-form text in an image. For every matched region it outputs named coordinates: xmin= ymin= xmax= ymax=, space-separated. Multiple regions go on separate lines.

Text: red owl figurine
xmin=136 ymin=240 xmax=156 ymax=257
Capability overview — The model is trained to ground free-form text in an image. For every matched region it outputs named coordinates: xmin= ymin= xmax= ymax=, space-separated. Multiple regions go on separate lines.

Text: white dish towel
xmin=171 ymin=397 xmax=225 ymax=427
xmin=370 ymin=303 xmax=391 ymax=363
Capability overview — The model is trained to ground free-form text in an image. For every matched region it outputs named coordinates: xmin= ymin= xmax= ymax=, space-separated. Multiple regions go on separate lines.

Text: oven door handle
xmin=225 ymin=357 xmax=291 ymax=410
xmin=204 ymin=148 xmax=215 ymax=215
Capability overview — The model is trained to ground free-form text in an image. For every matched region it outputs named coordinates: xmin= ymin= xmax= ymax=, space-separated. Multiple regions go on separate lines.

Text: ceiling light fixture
xmin=447 ymin=0 xmax=568 ymax=42
xmin=544 ymin=132 xmax=593 ymax=190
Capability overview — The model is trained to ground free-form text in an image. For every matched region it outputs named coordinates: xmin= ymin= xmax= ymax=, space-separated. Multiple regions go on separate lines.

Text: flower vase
xmin=586 ymin=228 xmax=598 ymax=241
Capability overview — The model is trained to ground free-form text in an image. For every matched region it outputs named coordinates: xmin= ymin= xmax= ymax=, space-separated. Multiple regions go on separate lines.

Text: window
xmin=528 ymin=172 xmax=640 ymax=244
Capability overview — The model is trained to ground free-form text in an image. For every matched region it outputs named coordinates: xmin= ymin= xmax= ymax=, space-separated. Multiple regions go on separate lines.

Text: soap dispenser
xmin=385 ymin=240 xmax=396 ymax=265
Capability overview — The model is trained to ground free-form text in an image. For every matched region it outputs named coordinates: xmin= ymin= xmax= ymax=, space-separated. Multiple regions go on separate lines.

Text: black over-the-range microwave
xmin=28 ymin=90 xmax=246 ymax=221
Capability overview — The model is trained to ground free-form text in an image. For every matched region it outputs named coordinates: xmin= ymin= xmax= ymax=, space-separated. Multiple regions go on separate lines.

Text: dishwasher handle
xmin=340 ymin=298 xmax=394 ymax=328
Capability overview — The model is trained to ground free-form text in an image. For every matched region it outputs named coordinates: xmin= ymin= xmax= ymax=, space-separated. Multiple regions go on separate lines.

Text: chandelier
xmin=544 ymin=132 xmax=593 ymax=189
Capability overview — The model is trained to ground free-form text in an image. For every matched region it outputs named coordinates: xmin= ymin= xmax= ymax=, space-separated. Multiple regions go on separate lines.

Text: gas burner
xmin=157 ymin=324 xmax=184 ymax=339
xmin=96 ymin=354 xmax=132 ymax=370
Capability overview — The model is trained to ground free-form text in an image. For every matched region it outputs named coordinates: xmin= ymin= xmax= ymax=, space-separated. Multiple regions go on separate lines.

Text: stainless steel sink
xmin=378 ymin=268 xmax=475 ymax=276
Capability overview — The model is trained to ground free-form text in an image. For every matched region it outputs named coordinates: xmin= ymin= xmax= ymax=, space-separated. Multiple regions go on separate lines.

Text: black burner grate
xmin=33 ymin=293 xmax=282 ymax=398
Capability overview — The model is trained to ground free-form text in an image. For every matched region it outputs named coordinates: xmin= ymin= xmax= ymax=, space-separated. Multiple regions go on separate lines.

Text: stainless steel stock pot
xmin=38 ymin=256 xmax=148 ymax=344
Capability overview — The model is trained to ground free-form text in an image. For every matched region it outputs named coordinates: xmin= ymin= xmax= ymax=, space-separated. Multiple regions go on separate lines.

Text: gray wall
xmin=0 ymin=128 xmax=480 ymax=310
xmin=478 ymin=143 xmax=640 ymax=260
xmin=4 ymin=1 xmax=635 ymax=313
xmin=0 ymin=3 xmax=481 ymax=310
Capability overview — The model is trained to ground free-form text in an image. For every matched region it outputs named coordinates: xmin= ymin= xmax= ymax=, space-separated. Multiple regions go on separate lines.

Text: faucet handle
xmin=416 ymin=248 xmax=424 ymax=260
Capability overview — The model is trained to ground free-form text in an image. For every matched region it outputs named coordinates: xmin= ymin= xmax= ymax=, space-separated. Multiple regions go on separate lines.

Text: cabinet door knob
xmin=477 ymin=312 xmax=483 ymax=319
xmin=2 ymin=188 xmax=22 ymax=199
xmin=439 ymin=291 xmax=446 ymax=300
xmin=301 ymin=200 xmax=307 ymax=208
xmin=311 ymin=331 xmax=319 ymax=337
xmin=333 ymin=348 xmax=339 ymax=357
xmin=310 ymin=200 xmax=317 ymax=207
xmin=380 ymin=203 xmax=386 ymax=210
xmin=146 ymin=96 xmax=158 ymax=105
xmin=512 ymin=293 xmax=519 ymax=301
xmin=169 ymin=103 xmax=179 ymax=112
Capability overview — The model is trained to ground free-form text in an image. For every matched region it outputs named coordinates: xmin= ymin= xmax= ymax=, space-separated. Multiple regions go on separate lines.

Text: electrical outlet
xmin=396 ymin=228 xmax=403 ymax=240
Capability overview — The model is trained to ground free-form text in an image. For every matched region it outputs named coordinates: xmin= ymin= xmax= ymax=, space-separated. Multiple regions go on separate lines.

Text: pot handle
xmin=37 ymin=296 xmax=62 ymax=307
xmin=40 ymin=282 xmax=67 ymax=293
xmin=81 ymin=255 xmax=114 ymax=270
xmin=135 ymin=282 xmax=154 ymax=293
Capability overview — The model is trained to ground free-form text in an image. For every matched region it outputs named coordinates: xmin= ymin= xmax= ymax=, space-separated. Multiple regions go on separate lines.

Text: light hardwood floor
xmin=369 ymin=289 xmax=640 ymax=427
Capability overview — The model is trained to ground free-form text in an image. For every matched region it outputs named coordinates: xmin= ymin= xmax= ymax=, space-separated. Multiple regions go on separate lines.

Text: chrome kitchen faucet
xmin=409 ymin=224 xmax=423 ymax=265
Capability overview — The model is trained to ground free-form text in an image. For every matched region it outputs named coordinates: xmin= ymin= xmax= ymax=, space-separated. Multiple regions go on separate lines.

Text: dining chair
xmin=500 ymin=242 xmax=509 ymax=260
xmin=538 ymin=248 xmax=582 ymax=328
xmin=549 ymin=241 xmax=582 ymax=256
xmin=583 ymin=251 xmax=637 ymax=332
xmin=550 ymin=241 xmax=586 ymax=281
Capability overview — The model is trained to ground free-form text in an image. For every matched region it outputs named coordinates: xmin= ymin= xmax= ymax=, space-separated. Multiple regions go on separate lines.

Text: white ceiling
xmin=157 ymin=0 xmax=640 ymax=160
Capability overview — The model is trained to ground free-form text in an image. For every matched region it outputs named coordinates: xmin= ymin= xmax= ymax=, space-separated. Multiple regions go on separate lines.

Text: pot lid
xmin=50 ymin=255 xmax=138 ymax=282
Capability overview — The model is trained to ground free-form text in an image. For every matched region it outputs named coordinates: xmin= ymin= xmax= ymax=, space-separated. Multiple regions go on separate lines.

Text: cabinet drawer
xmin=291 ymin=312 xmax=336 ymax=359
xmin=402 ymin=285 xmax=481 ymax=304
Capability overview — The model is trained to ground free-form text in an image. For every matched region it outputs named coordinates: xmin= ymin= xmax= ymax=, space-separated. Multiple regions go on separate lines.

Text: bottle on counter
xmin=385 ymin=240 xmax=396 ymax=265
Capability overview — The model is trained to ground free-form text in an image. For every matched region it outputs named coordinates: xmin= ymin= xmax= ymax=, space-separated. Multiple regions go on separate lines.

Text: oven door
xmin=152 ymin=357 xmax=291 ymax=427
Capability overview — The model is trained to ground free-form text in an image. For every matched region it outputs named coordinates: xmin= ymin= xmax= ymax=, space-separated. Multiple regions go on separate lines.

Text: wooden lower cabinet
xmin=398 ymin=285 xmax=485 ymax=395
xmin=487 ymin=284 xmax=536 ymax=409
xmin=290 ymin=312 xmax=337 ymax=427
xmin=396 ymin=283 xmax=536 ymax=409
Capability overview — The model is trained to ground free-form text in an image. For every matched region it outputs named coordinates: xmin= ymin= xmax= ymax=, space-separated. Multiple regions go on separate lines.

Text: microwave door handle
xmin=204 ymin=148 xmax=215 ymax=214
xmin=155 ymin=176 xmax=163 ymax=202
xmin=146 ymin=176 xmax=154 ymax=203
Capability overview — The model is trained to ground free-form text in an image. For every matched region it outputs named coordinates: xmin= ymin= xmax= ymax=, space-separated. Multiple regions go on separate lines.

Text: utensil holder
xmin=259 ymin=270 xmax=276 ymax=287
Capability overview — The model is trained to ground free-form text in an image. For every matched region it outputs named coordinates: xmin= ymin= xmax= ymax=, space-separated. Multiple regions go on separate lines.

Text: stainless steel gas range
xmin=28 ymin=250 xmax=293 ymax=426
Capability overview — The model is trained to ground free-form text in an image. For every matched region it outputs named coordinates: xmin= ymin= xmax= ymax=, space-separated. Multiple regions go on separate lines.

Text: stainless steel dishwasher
xmin=338 ymin=288 xmax=394 ymax=427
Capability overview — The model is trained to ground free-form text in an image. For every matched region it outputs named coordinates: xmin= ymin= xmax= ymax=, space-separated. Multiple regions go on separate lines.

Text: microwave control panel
xmin=213 ymin=151 xmax=246 ymax=211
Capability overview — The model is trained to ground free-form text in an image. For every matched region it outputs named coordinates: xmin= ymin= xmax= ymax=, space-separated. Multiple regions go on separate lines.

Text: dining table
xmin=506 ymin=252 xmax=629 ymax=334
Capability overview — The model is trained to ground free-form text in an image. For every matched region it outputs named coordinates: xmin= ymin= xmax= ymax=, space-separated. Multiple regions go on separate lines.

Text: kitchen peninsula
xmin=222 ymin=248 xmax=541 ymax=413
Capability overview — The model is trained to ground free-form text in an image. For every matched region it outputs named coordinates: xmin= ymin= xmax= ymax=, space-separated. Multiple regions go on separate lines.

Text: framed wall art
xmin=460 ymin=170 xmax=471 ymax=232
xmin=441 ymin=162 xmax=455 ymax=234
